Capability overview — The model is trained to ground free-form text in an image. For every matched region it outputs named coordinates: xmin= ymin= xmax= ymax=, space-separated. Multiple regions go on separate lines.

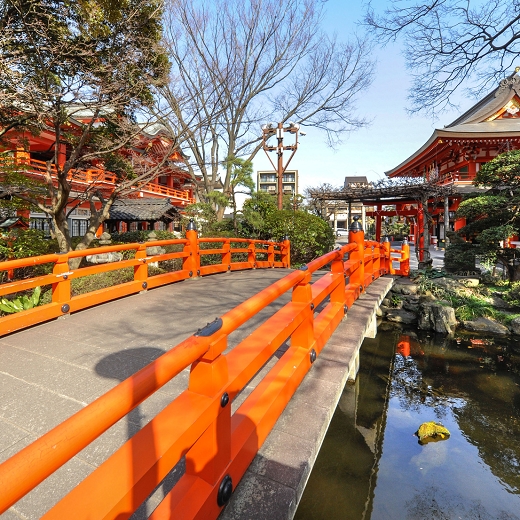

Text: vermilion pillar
xmin=417 ymin=203 xmax=424 ymax=262
xmin=375 ymin=205 xmax=382 ymax=241
xmin=454 ymin=217 xmax=466 ymax=231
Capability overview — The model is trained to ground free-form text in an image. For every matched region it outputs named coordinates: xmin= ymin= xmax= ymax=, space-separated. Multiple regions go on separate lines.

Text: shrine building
xmin=2 ymin=111 xmax=196 ymax=236
xmin=385 ymin=71 xmax=520 ymax=244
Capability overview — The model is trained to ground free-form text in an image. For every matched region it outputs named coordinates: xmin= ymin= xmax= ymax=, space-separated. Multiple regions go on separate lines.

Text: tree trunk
xmin=53 ymin=213 xmax=72 ymax=254
xmin=418 ymin=196 xmax=432 ymax=269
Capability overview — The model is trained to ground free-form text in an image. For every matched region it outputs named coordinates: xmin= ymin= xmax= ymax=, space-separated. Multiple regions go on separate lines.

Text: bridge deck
xmin=0 ymin=269 xmax=393 ymax=520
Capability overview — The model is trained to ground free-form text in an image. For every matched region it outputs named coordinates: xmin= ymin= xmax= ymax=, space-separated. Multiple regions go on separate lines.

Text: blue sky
xmin=252 ymin=0 xmax=475 ymax=192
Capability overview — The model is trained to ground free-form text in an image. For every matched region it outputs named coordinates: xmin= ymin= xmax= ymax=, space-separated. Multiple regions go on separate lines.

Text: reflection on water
xmin=295 ymin=330 xmax=520 ymax=520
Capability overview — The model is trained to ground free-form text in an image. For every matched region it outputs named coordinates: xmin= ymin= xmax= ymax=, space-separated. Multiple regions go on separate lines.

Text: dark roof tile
xmin=108 ymin=198 xmax=179 ymax=222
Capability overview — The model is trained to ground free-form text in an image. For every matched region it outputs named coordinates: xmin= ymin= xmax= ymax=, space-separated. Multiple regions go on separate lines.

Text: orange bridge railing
xmin=0 ymin=224 xmax=409 ymax=519
xmin=390 ymin=237 xmax=410 ymax=276
xmin=0 ymin=231 xmax=290 ymax=337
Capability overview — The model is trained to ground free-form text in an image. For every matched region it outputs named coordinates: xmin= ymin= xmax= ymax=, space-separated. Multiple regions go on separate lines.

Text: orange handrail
xmin=0 ymin=233 xmax=289 ymax=337
xmin=389 ymin=238 xmax=410 ymax=276
xmin=0 ymin=226 xmax=404 ymax=519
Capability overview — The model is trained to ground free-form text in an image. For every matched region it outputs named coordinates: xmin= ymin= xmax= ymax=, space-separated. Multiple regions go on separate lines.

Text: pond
xmin=295 ymin=329 xmax=520 ymax=520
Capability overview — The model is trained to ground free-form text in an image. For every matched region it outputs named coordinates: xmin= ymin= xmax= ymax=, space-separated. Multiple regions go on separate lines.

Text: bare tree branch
xmin=161 ymin=0 xmax=374 ymax=219
xmin=365 ymin=0 xmax=520 ymax=114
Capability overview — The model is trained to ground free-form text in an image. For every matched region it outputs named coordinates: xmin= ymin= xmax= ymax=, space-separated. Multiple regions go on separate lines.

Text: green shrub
xmin=444 ymin=242 xmax=476 ymax=273
xmin=0 ymin=229 xmax=57 ymax=260
xmin=413 ymin=272 xmax=505 ymax=323
xmin=239 ymin=193 xmax=334 ymax=267
xmin=0 ymin=286 xmax=41 ymax=314
xmin=70 ymin=268 xmax=134 ymax=296
xmin=455 ymin=295 xmax=496 ymax=321
xmin=390 ymin=294 xmax=402 ymax=307
xmin=262 ymin=210 xmax=334 ymax=266
xmin=503 ymin=281 xmax=520 ymax=306
xmin=0 ymin=229 xmax=58 ymax=281
xmin=39 ymin=266 xmax=169 ymax=303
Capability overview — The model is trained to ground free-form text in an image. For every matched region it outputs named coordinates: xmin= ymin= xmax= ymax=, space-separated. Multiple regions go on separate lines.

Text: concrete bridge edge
xmin=219 ymin=276 xmax=394 ymax=520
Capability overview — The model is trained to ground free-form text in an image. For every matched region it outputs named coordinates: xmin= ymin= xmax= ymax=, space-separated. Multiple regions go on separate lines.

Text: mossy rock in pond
xmin=415 ymin=421 xmax=450 ymax=445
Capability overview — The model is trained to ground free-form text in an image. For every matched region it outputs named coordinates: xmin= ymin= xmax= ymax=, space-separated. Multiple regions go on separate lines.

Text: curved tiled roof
xmin=447 ymin=74 xmax=520 ymax=127
xmin=108 ymin=198 xmax=179 ymax=222
xmin=386 ymin=73 xmax=520 ymax=177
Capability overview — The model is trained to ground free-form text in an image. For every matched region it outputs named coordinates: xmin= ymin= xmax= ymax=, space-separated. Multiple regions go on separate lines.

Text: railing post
xmin=267 ymin=242 xmax=275 ymax=267
xmin=349 ymin=216 xmax=365 ymax=293
xmin=183 ymin=219 xmax=200 ymax=278
xmin=373 ymin=242 xmax=381 ymax=279
xmin=248 ymin=241 xmax=256 ymax=267
xmin=401 ymin=237 xmax=410 ymax=276
xmin=383 ymin=237 xmax=391 ymax=274
xmin=222 ymin=238 xmax=231 ymax=269
xmin=366 ymin=243 xmax=374 ymax=285
xmin=281 ymin=236 xmax=290 ymax=268
xmin=52 ymin=253 xmax=71 ymax=314
xmin=291 ymin=270 xmax=314 ymax=351
xmin=186 ymin=332 xmax=231 ymax=502
xmin=330 ymin=249 xmax=346 ymax=309
xmin=134 ymin=243 xmax=148 ymax=290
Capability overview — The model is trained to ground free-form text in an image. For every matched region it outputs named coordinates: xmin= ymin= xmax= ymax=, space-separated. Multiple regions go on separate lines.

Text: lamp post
xmin=261 ymin=122 xmax=304 ymax=210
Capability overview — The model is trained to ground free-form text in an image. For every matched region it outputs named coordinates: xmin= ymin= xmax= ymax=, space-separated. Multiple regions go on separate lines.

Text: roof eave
xmin=385 ymin=130 xmax=440 ymax=177
xmin=386 ymin=128 xmax=520 ymax=177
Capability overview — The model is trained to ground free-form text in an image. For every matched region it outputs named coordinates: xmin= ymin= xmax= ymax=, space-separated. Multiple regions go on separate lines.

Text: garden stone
xmin=400 ymin=284 xmax=418 ymax=295
xmin=418 ymin=303 xmax=457 ymax=334
xmin=386 ymin=309 xmax=417 ymax=324
xmin=460 ymin=278 xmax=479 ymax=288
xmin=431 ymin=277 xmax=465 ymax=291
xmin=390 ymin=285 xmax=401 ymax=294
xmin=461 ymin=317 xmax=510 ymax=336
xmin=393 ymin=282 xmax=418 ymax=295
xmin=146 ymin=232 xmax=166 ymax=257
xmin=510 ymin=317 xmax=520 ymax=335
xmin=146 ymin=245 xmax=166 ymax=256
xmin=379 ymin=321 xmax=401 ymax=331
xmin=382 ymin=298 xmax=391 ymax=307
xmin=403 ymin=302 xmax=420 ymax=313
xmin=86 ymin=252 xmax=123 ymax=264
xmin=379 ymin=305 xmax=390 ymax=316
xmin=98 ymin=232 xmax=112 ymax=246
xmin=490 ymin=294 xmax=513 ymax=310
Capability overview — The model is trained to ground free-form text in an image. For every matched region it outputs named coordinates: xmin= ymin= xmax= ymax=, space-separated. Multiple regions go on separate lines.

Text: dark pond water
xmin=295 ymin=329 xmax=520 ymax=520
